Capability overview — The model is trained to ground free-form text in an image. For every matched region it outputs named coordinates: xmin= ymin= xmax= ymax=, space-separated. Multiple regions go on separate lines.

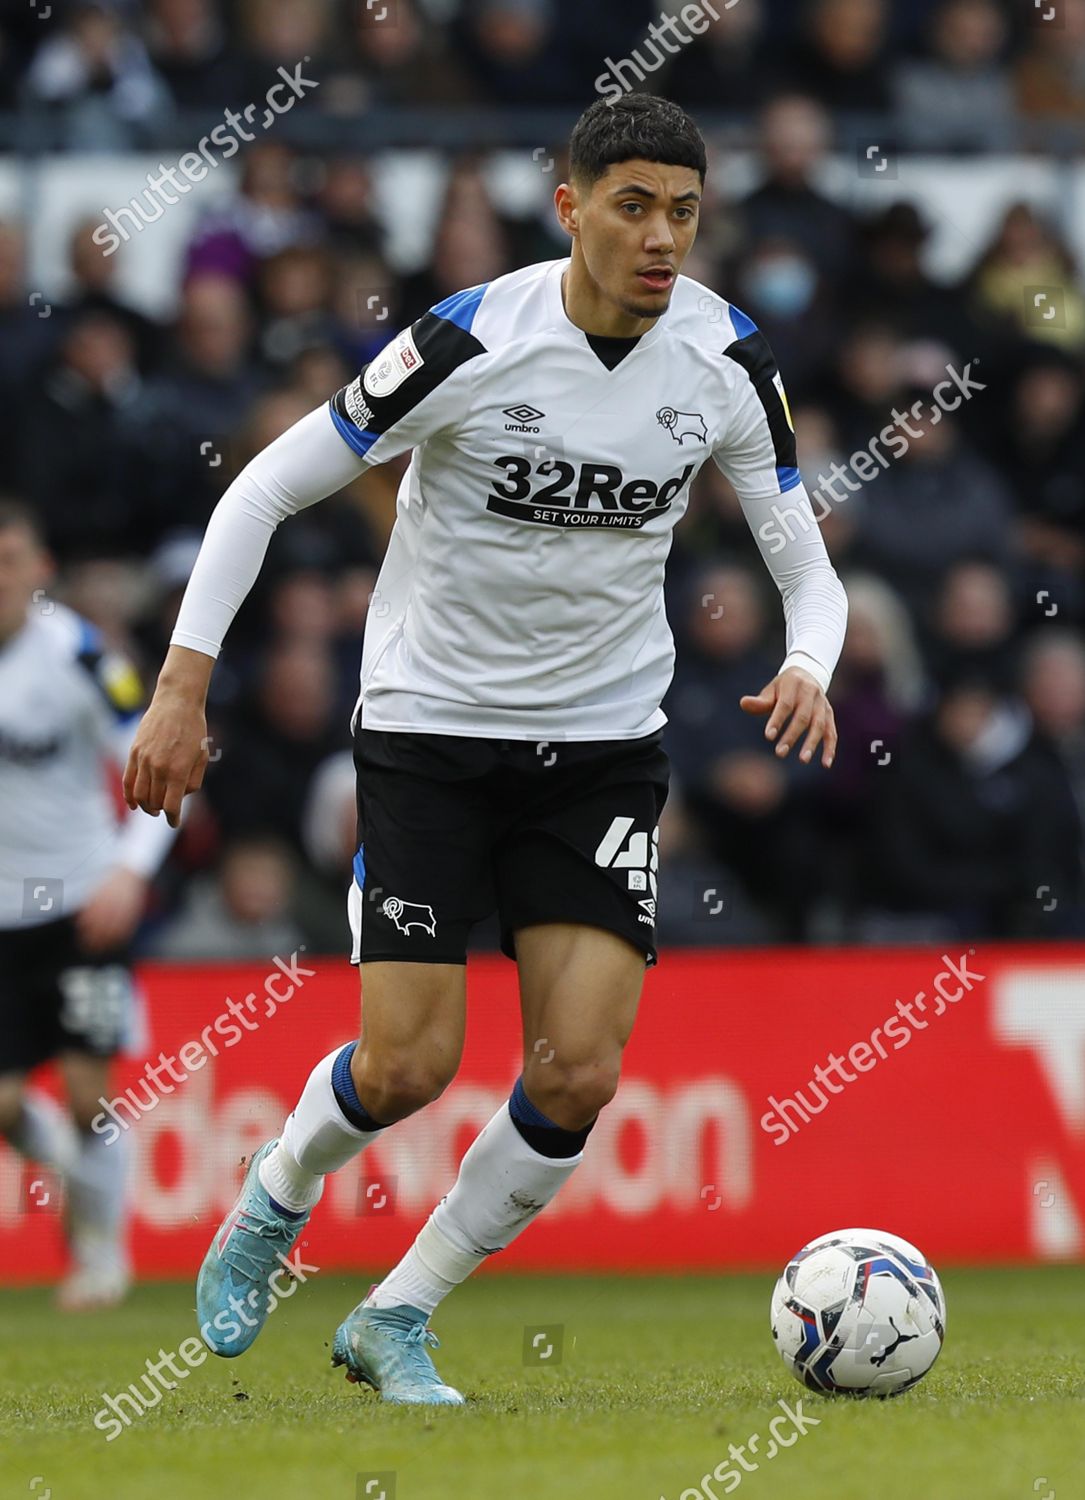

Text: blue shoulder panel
xmin=728 ymin=303 xmax=758 ymax=342
xmin=430 ymin=283 xmax=489 ymax=334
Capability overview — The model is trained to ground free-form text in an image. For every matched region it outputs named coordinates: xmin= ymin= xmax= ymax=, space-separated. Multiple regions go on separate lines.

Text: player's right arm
xmin=125 ymin=301 xmax=487 ymax=825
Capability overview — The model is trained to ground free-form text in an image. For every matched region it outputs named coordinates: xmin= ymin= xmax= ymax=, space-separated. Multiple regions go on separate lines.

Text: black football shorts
xmin=349 ymin=728 xmax=670 ymax=966
xmin=0 ymin=916 xmax=137 ymax=1074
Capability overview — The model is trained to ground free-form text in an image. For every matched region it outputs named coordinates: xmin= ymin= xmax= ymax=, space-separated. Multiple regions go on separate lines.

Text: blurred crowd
xmin=1 ymin=0 xmax=1084 ymax=952
xmin=0 ymin=0 xmax=1084 ymax=146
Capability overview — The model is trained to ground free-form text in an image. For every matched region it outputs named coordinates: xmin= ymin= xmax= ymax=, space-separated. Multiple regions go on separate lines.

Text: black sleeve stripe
xmin=331 ymin=312 xmax=487 ymax=443
xmin=722 ymin=330 xmax=798 ymax=472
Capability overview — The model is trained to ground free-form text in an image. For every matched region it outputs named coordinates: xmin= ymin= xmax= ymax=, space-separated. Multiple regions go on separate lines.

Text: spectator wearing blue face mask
xmin=732 ymin=237 xmax=837 ymax=401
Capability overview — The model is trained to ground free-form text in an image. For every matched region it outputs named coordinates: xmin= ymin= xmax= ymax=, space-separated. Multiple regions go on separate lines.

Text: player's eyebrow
xmin=609 ymin=183 xmax=701 ymax=204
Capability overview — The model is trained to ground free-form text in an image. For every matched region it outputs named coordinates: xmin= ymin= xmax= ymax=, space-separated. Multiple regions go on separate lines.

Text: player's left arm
xmin=77 ymin=640 xmax=178 ymax=951
xmin=712 ymin=328 xmax=848 ymax=768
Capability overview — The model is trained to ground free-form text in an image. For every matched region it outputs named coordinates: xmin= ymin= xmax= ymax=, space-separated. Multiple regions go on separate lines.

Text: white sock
xmin=259 ymin=1045 xmax=385 ymax=1214
xmin=367 ymin=1100 xmax=582 ymax=1315
xmin=67 ymin=1128 xmax=130 ymax=1274
xmin=7 ymin=1088 xmax=79 ymax=1175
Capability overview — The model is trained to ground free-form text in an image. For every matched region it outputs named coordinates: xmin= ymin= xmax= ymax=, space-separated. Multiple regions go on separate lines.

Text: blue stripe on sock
xmin=508 ymin=1075 xmax=595 ymax=1158
xmin=331 ymin=1043 xmax=387 ymax=1132
xmin=267 ymin=1193 xmax=306 ymax=1221
xmin=509 ymin=1074 xmax=560 ymax=1130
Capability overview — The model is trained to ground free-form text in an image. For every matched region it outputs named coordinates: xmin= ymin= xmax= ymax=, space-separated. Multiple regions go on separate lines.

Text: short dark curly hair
xmin=569 ymin=94 xmax=707 ymax=187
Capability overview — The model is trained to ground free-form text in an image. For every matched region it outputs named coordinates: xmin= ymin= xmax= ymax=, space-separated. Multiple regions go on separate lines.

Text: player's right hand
xmin=123 ymin=691 xmax=210 ymax=828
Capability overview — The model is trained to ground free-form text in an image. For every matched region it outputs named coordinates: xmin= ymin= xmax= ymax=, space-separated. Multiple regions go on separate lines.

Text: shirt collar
xmin=545 ymin=258 xmax=668 ymax=354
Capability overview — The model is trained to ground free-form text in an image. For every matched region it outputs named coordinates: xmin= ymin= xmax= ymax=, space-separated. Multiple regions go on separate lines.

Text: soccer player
xmin=125 ymin=95 xmax=847 ymax=1401
xmin=0 ymin=501 xmax=175 ymax=1308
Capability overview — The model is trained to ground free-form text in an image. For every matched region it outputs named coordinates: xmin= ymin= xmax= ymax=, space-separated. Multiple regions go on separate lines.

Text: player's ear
xmin=554 ymin=182 xmax=579 ymax=239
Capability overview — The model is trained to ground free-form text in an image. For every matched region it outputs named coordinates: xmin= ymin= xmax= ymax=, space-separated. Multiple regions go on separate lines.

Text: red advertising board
xmin=2 ymin=944 xmax=1084 ymax=1281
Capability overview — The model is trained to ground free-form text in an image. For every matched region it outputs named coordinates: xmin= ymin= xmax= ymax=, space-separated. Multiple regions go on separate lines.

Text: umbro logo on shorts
xmin=381 ymin=897 xmax=438 ymax=937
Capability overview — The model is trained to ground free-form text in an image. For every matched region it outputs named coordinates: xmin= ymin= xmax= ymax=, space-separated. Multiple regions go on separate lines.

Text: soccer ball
xmin=770 ymin=1227 xmax=946 ymax=1397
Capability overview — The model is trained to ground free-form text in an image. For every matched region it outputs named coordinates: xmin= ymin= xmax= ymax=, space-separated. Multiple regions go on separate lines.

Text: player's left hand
xmin=740 ymin=667 xmax=837 ymax=768
xmin=77 ymin=867 xmax=149 ymax=953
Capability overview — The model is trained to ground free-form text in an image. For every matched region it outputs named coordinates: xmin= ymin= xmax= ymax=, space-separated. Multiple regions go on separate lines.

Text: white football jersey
xmin=171 ymin=258 xmax=846 ymax=741
xmin=0 ymin=605 xmax=169 ymax=930
xmin=329 ymin=259 xmax=843 ymax=739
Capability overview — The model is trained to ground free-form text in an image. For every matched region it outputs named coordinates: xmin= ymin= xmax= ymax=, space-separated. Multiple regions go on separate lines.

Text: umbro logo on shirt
xmin=504 ymin=404 xmax=545 ymax=433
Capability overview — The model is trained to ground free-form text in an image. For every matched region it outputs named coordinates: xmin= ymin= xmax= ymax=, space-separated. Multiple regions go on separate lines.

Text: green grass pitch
xmin=2 ymin=1268 xmax=1082 ymax=1500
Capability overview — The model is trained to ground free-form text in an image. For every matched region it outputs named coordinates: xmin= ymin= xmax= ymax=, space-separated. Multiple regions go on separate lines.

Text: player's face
xmin=574 ymin=160 xmax=702 ymax=321
xmin=0 ymin=523 xmax=49 ymax=641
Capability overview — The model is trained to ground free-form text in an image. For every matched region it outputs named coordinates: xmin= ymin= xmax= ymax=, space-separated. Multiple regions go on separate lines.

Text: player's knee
xmin=359 ymin=1053 xmax=458 ymax=1123
xmin=528 ymin=1057 xmax=621 ymax=1128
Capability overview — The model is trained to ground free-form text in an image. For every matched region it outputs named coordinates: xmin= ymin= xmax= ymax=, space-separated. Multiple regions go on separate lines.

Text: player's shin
xmin=5 ymin=1086 xmax=79 ymax=1175
xmin=367 ymin=1076 xmax=593 ymax=1314
xmin=259 ymin=1043 xmax=389 ymax=1214
xmin=65 ymin=1125 xmax=130 ymax=1274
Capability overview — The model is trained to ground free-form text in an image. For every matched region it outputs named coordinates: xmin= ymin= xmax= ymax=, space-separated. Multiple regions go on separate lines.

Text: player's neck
xmin=560 ymin=264 xmax=657 ymax=340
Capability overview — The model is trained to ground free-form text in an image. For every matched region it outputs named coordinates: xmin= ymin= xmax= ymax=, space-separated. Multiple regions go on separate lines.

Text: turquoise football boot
xmin=332 ymin=1303 xmax=465 ymax=1405
xmin=196 ymin=1139 xmax=312 ymax=1357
